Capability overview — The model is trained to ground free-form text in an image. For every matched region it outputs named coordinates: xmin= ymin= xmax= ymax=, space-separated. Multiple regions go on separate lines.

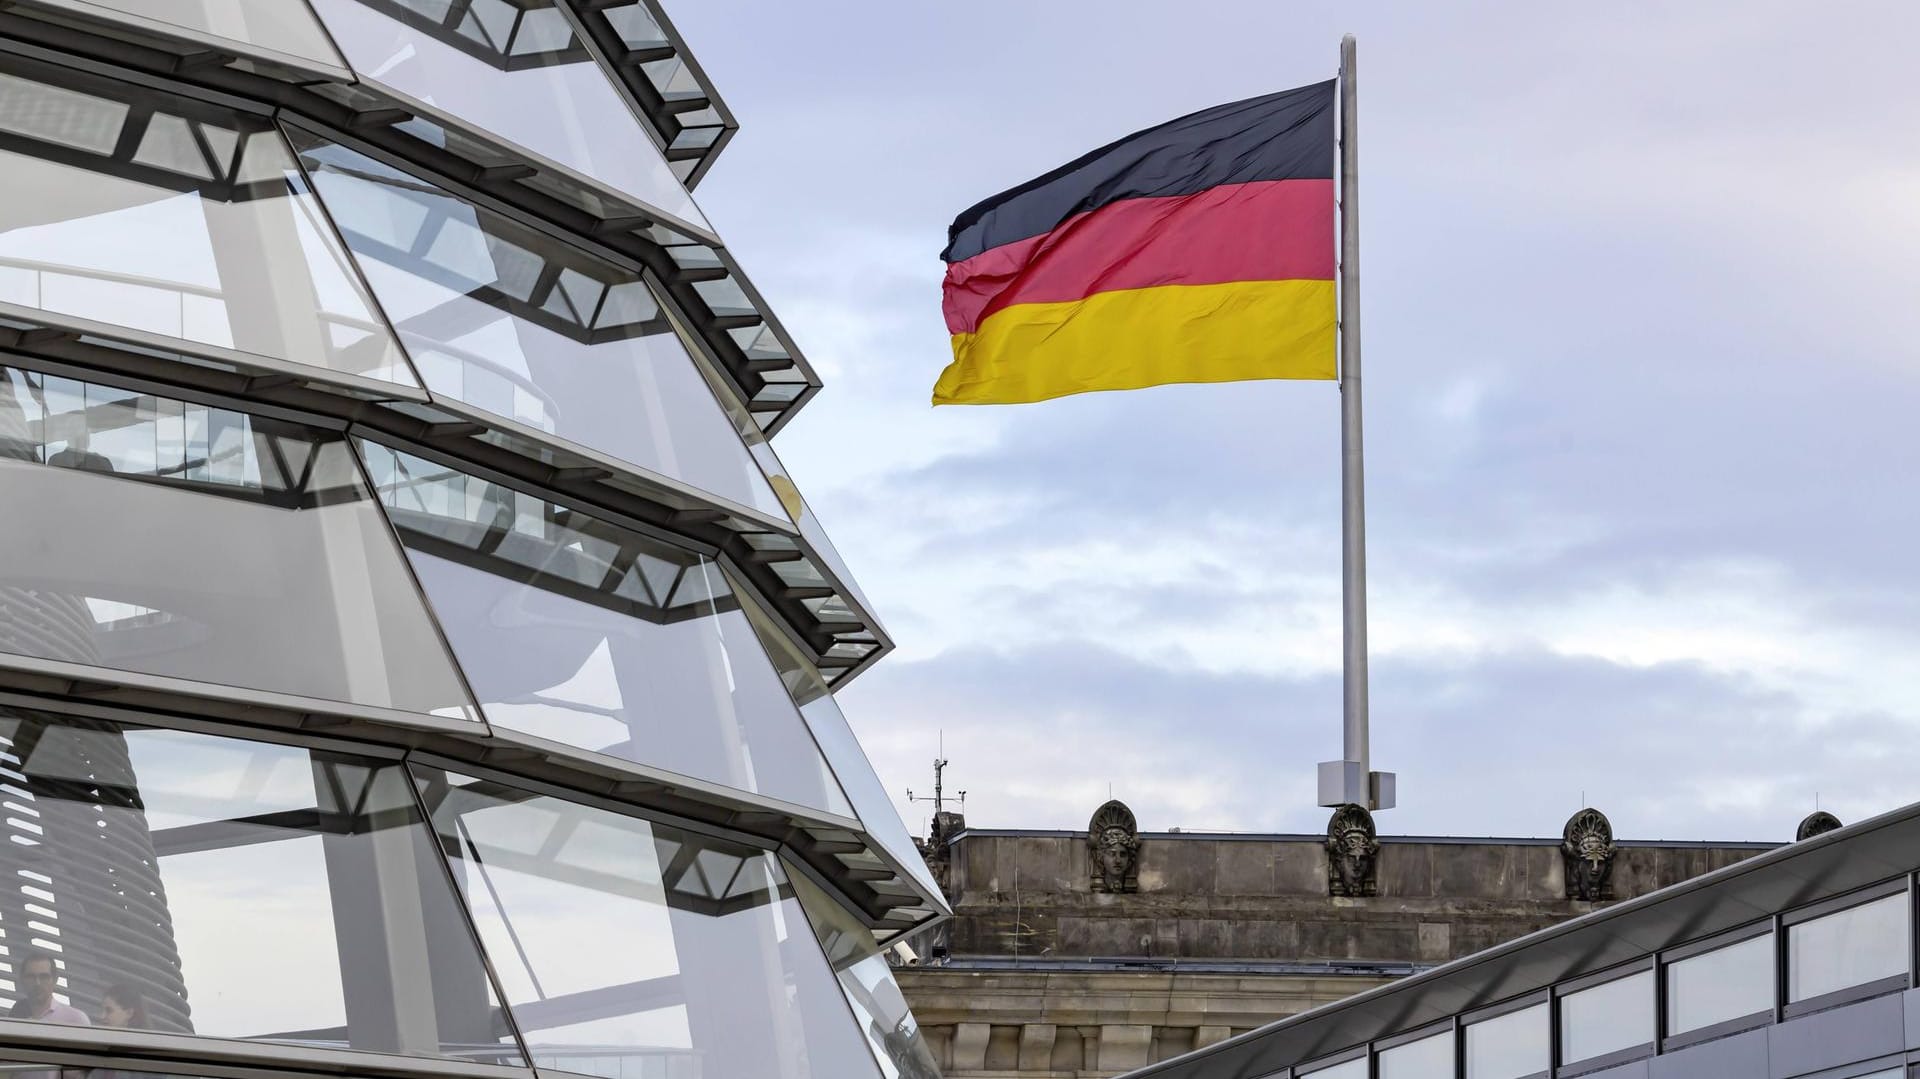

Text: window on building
xmin=1560 ymin=970 xmax=1652 ymax=1064
xmin=1379 ymin=1031 xmax=1455 ymax=1079
xmin=1465 ymin=1003 xmax=1547 ymax=1079
xmin=1301 ymin=1056 xmax=1366 ymax=1079
xmin=1665 ymin=931 xmax=1774 ymax=1037
xmin=1788 ymin=891 xmax=1910 ymax=1003
xmin=0 ymin=710 xmax=519 ymax=1062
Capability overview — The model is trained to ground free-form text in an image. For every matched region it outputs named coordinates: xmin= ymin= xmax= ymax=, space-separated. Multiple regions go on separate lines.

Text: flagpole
xmin=1320 ymin=34 xmax=1394 ymax=812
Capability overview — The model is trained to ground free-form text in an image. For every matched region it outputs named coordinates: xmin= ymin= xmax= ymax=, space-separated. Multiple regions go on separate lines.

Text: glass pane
xmin=1666 ymin=932 xmax=1773 ymax=1035
xmin=1379 ymin=1031 xmax=1454 ymax=1079
xmin=306 ymin=0 xmax=705 ymax=230
xmin=1464 ymin=1003 xmax=1546 ymax=1079
xmin=0 ymin=366 xmax=475 ymax=720
xmin=1304 ymin=1059 xmax=1366 ymax=1079
xmin=787 ymin=870 xmax=938 ymax=1079
xmin=1788 ymin=892 xmax=1909 ymax=1002
xmin=417 ymin=768 xmax=885 ymax=1079
xmin=361 ymin=444 xmax=852 ymax=816
xmin=296 ymin=137 xmax=786 ymax=519
xmin=0 ymin=59 xmax=416 ymax=387
xmin=0 ymin=710 xmax=521 ymax=1064
xmin=1560 ymin=970 xmax=1652 ymax=1064
xmin=43 ymin=0 xmax=348 ymax=70
xmin=741 ymin=602 xmax=941 ymax=901
xmin=748 ymin=441 xmax=878 ymax=618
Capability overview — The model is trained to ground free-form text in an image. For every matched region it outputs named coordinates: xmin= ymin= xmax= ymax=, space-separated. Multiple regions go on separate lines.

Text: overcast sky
xmin=668 ymin=2 xmax=1920 ymax=842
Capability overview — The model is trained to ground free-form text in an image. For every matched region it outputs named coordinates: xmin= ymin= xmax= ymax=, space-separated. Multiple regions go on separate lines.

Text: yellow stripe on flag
xmin=933 ymin=279 xmax=1336 ymax=406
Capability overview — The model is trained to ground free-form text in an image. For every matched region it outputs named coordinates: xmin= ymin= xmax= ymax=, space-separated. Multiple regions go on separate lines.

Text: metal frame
xmin=1128 ymin=836 xmax=1920 ymax=1079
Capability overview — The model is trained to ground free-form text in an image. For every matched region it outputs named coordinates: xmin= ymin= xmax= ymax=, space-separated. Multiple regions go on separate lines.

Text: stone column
xmin=1099 ymin=1024 xmax=1155 ymax=1072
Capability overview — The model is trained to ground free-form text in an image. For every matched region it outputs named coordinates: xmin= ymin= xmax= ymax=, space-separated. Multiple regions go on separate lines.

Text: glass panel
xmin=0 ymin=366 xmax=475 ymax=720
xmin=361 ymin=444 xmax=852 ymax=816
xmin=1464 ymin=1003 xmax=1546 ymax=1079
xmin=1379 ymin=1031 xmax=1454 ymax=1079
xmin=306 ymin=0 xmax=705 ymax=230
xmin=1788 ymin=892 xmax=1909 ymax=1002
xmin=1666 ymin=932 xmax=1773 ymax=1035
xmin=41 ymin=0 xmax=349 ymax=70
xmin=416 ymin=767 xmax=885 ymax=1079
xmin=741 ymin=600 xmax=941 ymax=901
xmin=748 ymin=442 xmax=878 ymax=619
xmin=0 ymin=710 xmax=521 ymax=1064
xmin=1560 ymin=970 xmax=1652 ymax=1064
xmin=0 ymin=58 xmax=416 ymax=387
xmin=1303 ymin=1059 xmax=1366 ymax=1079
xmin=296 ymin=137 xmax=786 ymax=519
xmin=787 ymin=870 xmax=938 ymax=1079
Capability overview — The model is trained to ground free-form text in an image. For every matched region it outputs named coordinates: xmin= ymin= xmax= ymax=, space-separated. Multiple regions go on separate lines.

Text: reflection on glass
xmin=305 ymin=0 xmax=705 ymax=229
xmin=42 ymin=0 xmax=348 ymax=70
xmin=1788 ymin=892 xmax=1909 ymax=1002
xmin=1303 ymin=1058 xmax=1365 ymax=1079
xmin=741 ymin=601 xmax=940 ymax=900
xmin=1464 ymin=1004 xmax=1546 ymax=1079
xmin=1378 ymin=1031 xmax=1454 ymax=1079
xmin=0 ymin=366 xmax=475 ymax=719
xmin=1666 ymin=932 xmax=1773 ymax=1035
xmin=361 ymin=444 xmax=851 ymax=815
xmin=416 ymin=768 xmax=884 ymax=1079
xmin=296 ymin=137 xmax=786 ymax=518
xmin=0 ymin=58 xmax=415 ymax=386
xmin=1560 ymin=970 xmax=1651 ymax=1063
xmin=0 ymin=710 xmax=520 ymax=1063
xmin=788 ymin=870 xmax=939 ymax=1079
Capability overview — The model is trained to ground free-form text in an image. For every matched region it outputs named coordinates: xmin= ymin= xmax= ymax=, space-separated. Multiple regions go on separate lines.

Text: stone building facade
xmin=901 ymin=804 xmax=1783 ymax=1078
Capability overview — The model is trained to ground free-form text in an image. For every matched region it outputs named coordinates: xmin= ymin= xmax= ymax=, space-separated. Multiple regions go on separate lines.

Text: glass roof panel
xmin=788 ymin=869 xmax=943 ymax=1079
xmin=0 ymin=366 xmax=477 ymax=721
xmin=0 ymin=710 xmax=521 ymax=1062
xmin=362 ymin=444 xmax=853 ymax=817
xmin=0 ymin=59 xmax=417 ymax=388
xmin=297 ymin=137 xmax=788 ymax=520
xmin=307 ymin=0 xmax=707 ymax=231
xmin=29 ymin=0 xmax=350 ymax=72
xmin=740 ymin=599 xmax=941 ymax=902
xmin=418 ymin=769 xmax=886 ymax=1077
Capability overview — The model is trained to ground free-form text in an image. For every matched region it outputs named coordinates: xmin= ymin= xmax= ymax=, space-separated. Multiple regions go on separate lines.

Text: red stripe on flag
xmin=942 ymin=178 xmax=1334 ymax=335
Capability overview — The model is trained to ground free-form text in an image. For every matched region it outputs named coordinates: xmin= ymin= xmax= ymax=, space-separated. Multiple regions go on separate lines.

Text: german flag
xmin=935 ymin=80 xmax=1338 ymax=405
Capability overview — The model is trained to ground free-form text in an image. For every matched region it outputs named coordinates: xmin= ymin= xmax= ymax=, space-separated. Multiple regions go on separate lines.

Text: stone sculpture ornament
xmin=920 ymin=810 xmax=965 ymax=896
xmin=1561 ymin=807 xmax=1617 ymax=901
xmin=1325 ymin=803 xmax=1380 ymax=897
xmin=1796 ymin=811 xmax=1842 ymax=841
xmin=1087 ymin=800 xmax=1140 ymax=893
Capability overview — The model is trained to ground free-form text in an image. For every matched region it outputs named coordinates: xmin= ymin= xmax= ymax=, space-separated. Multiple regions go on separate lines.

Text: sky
xmin=667 ymin=2 xmax=1920 ymax=843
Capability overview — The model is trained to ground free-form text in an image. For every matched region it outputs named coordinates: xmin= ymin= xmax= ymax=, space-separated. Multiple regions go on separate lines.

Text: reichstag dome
xmin=0 ymin=2 xmax=943 ymax=1077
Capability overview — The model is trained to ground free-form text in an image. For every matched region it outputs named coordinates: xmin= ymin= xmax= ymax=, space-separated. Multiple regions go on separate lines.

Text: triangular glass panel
xmin=28 ymin=0 xmax=349 ymax=75
xmin=361 ymin=444 xmax=855 ymax=818
xmin=296 ymin=135 xmax=789 ymax=520
xmin=789 ymin=869 xmax=944 ymax=1079
xmin=0 ymin=709 xmax=522 ymax=1064
xmin=0 ymin=58 xmax=419 ymax=389
xmin=133 ymin=113 xmax=212 ymax=179
xmin=740 ymin=596 xmax=942 ymax=903
xmin=416 ymin=768 xmax=882 ymax=1076
xmin=0 ymin=366 xmax=477 ymax=724
xmin=307 ymin=0 xmax=708 ymax=231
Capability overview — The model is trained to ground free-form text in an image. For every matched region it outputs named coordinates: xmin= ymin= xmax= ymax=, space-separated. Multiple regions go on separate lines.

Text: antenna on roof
xmin=906 ymin=731 xmax=964 ymax=818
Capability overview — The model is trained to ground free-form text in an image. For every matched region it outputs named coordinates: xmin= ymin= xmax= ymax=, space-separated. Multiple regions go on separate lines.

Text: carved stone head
xmin=1087 ymin=800 xmax=1140 ymax=893
xmin=1795 ymin=811 xmax=1842 ymax=841
xmin=1325 ymin=804 xmax=1380 ymax=897
xmin=920 ymin=810 xmax=965 ymax=896
xmin=1561 ymin=807 xmax=1617 ymax=901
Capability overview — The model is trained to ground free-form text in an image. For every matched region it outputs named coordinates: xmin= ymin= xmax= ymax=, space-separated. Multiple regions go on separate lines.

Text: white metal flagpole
xmin=1319 ymin=34 xmax=1394 ymax=812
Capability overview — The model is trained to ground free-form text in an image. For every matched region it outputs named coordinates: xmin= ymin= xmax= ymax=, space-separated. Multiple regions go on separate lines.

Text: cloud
xmin=667 ymin=1 xmax=1920 ymax=841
